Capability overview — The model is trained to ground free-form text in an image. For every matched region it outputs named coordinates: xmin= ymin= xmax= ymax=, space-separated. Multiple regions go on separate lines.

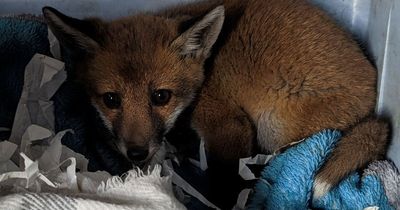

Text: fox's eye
xmin=103 ymin=92 xmax=121 ymax=109
xmin=151 ymin=89 xmax=172 ymax=106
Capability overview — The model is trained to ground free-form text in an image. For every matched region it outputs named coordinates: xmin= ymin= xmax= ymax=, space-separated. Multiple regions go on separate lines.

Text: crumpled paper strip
xmin=61 ymin=146 xmax=89 ymax=172
xmin=147 ymin=139 xmax=222 ymax=209
xmin=0 ymin=53 xmax=93 ymax=194
xmin=233 ymin=189 xmax=252 ymax=210
xmin=0 ymin=153 xmax=56 ymax=190
xmin=47 ymin=27 xmax=61 ymax=60
xmin=239 ymin=154 xmax=273 ymax=181
xmin=188 ymin=138 xmax=208 ymax=171
xmin=146 ymin=140 xmax=179 ymax=168
xmin=0 ymin=141 xmax=19 ymax=173
xmin=163 ymin=159 xmax=220 ymax=210
xmin=7 ymin=54 xmax=66 ymax=165
xmin=233 ymin=139 xmax=305 ymax=208
xmin=232 ymin=154 xmax=273 ymax=209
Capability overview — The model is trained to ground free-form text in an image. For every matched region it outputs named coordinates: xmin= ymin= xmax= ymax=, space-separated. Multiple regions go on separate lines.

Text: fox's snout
xmin=116 ymin=133 xmax=160 ymax=165
xmin=126 ymin=146 xmax=149 ymax=162
xmin=120 ymin=133 xmax=156 ymax=163
xmin=113 ymin=118 xmax=162 ymax=164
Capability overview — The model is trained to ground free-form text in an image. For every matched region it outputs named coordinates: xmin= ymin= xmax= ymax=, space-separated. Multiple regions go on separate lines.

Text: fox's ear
xmin=42 ymin=7 xmax=105 ymax=54
xmin=171 ymin=5 xmax=225 ymax=61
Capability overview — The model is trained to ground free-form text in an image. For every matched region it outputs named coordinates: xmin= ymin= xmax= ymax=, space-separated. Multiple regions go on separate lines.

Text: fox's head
xmin=43 ymin=6 xmax=224 ymax=165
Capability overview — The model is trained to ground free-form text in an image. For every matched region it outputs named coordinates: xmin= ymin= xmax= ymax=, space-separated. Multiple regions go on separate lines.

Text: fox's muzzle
xmin=126 ymin=146 xmax=149 ymax=162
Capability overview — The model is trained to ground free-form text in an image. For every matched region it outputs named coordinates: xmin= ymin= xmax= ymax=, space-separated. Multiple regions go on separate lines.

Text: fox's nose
xmin=127 ymin=147 xmax=149 ymax=162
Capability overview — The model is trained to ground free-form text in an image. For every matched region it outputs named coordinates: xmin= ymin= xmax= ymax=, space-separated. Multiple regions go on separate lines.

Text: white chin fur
xmin=164 ymin=104 xmax=185 ymax=133
xmin=313 ymin=178 xmax=332 ymax=199
xmin=91 ymin=103 xmax=113 ymax=131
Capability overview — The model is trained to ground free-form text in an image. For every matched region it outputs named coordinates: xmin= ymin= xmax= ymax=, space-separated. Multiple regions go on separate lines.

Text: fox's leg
xmin=191 ymin=95 xmax=256 ymax=163
xmin=191 ymin=94 xmax=256 ymax=208
xmin=313 ymin=118 xmax=389 ymax=198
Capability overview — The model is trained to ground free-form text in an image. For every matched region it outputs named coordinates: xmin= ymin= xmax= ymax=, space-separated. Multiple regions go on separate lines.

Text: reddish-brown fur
xmin=43 ymin=0 xmax=389 ymax=198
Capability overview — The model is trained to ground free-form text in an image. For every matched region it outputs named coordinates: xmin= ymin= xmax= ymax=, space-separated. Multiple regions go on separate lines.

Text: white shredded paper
xmin=233 ymin=188 xmax=252 ymax=210
xmin=239 ymin=154 xmax=273 ymax=181
xmin=163 ymin=159 xmax=220 ymax=210
xmin=188 ymin=138 xmax=209 ymax=171
xmin=233 ymin=154 xmax=274 ymax=209
xmin=47 ymin=27 xmax=62 ymax=60
xmin=0 ymin=53 xmax=84 ymax=192
xmin=7 ymin=54 xmax=66 ymax=167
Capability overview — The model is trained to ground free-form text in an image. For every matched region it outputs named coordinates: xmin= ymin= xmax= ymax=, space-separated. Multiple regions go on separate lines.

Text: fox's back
xmin=212 ymin=0 xmax=373 ymax=96
xmin=199 ymin=0 xmax=376 ymax=149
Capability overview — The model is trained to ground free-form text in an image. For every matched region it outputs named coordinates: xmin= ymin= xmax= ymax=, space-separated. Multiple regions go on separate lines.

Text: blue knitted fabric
xmin=247 ymin=129 xmax=393 ymax=210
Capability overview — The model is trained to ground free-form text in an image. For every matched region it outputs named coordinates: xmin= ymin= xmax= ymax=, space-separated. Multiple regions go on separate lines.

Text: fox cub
xmin=43 ymin=0 xmax=388 ymax=197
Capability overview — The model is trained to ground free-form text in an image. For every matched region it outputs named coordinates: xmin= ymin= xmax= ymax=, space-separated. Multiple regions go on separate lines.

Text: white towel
xmin=0 ymin=165 xmax=186 ymax=210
